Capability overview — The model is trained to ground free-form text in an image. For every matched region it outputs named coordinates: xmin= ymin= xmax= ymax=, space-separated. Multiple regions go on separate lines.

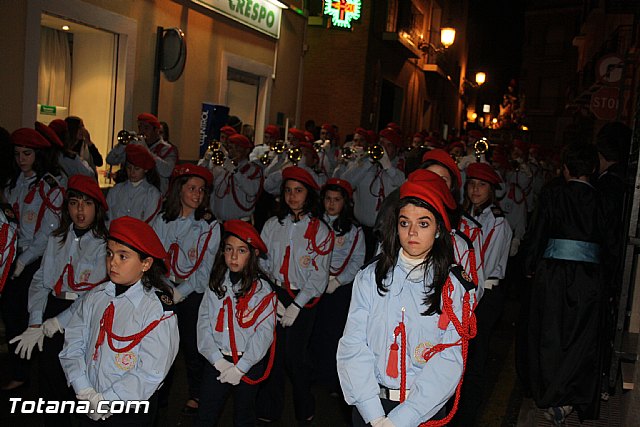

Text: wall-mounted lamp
xmin=418 ymin=27 xmax=456 ymax=55
xmin=463 ymin=72 xmax=486 ymax=89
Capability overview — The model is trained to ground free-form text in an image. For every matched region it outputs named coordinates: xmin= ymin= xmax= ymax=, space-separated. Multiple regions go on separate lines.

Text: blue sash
xmin=543 ymin=238 xmax=600 ymax=264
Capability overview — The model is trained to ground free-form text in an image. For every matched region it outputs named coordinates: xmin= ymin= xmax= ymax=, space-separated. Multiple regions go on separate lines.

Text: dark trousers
xmin=451 ymin=285 xmax=505 ymax=426
xmin=78 ymin=392 xmax=158 ymax=426
xmin=196 ymin=356 xmax=266 ymax=426
xmin=310 ymin=282 xmax=352 ymax=391
xmin=175 ymin=291 xmax=206 ymax=401
xmin=256 ymin=289 xmax=317 ymax=422
xmin=0 ymin=258 xmax=41 ymax=383
xmin=352 ymin=398 xmax=446 ymax=426
xmin=40 ymin=295 xmax=75 ymax=427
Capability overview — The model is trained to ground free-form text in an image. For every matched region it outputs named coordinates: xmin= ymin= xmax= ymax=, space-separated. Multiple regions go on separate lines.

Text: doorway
xmin=379 ymin=79 xmax=404 ymax=130
xmin=226 ymin=68 xmax=260 ymax=141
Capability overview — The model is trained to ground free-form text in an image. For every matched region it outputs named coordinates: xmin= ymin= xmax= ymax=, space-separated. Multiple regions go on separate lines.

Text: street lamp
xmin=475 ymin=72 xmax=486 ymax=86
xmin=418 ymin=27 xmax=456 ymax=55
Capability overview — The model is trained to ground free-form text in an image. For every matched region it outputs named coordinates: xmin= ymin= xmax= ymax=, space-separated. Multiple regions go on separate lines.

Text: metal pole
xmin=151 ymin=26 xmax=164 ymax=116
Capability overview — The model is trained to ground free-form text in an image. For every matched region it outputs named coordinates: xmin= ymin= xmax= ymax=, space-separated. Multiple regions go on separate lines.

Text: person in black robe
xmin=524 ymin=142 xmax=606 ymax=425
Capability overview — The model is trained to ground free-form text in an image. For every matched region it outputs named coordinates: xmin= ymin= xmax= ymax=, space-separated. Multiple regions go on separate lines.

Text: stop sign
xmin=590 ymin=86 xmax=620 ymax=120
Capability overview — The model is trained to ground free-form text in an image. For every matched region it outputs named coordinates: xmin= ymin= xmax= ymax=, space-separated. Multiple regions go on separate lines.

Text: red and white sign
xmin=590 ymin=86 xmax=620 ymax=121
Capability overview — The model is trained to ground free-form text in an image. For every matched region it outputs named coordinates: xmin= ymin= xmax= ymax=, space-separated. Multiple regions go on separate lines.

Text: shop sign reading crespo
xmin=193 ymin=0 xmax=282 ymax=39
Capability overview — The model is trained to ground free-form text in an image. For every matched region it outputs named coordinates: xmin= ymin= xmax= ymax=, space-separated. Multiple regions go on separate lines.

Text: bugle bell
xmin=207 ymin=140 xmax=226 ymax=166
xmin=272 ymin=140 xmax=287 ymax=154
xmin=287 ymin=146 xmax=302 ymax=165
xmin=367 ymin=144 xmax=385 ymax=162
xmin=474 ymin=137 xmax=489 ymax=162
xmin=117 ymin=130 xmax=139 ymax=145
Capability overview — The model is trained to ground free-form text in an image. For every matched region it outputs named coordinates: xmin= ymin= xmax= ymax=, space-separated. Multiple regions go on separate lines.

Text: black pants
xmin=451 ymin=285 xmax=505 ymax=426
xmin=175 ymin=291 xmax=206 ymax=401
xmin=77 ymin=391 xmax=158 ymax=426
xmin=351 ymin=398 xmax=447 ymax=426
xmin=256 ymin=288 xmax=317 ymax=422
xmin=310 ymin=282 xmax=352 ymax=391
xmin=0 ymin=258 xmax=41 ymax=383
xmin=196 ymin=356 xmax=266 ymax=426
xmin=40 ymin=294 xmax=75 ymax=427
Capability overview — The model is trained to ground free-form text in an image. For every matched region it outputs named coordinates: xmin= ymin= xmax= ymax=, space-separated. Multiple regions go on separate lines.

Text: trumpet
xmin=341 ymin=146 xmax=355 ymax=161
xmin=367 ymin=144 xmax=385 ymax=162
xmin=117 ymin=130 xmax=141 ymax=145
xmin=314 ymin=139 xmax=329 ymax=153
xmin=271 ymin=140 xmax=287 ymax=154
xmin=207 ymin=140 xmax=226 ymax=166
xmin=287 ymin=146 xmax=302 ymax=165
xmin=474 ymin=138 xmax=489 ymax=162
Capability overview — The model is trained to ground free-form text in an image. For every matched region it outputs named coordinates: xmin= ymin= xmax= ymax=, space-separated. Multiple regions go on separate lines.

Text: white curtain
xmin=38 ymin=27 xmax=71 ymax=107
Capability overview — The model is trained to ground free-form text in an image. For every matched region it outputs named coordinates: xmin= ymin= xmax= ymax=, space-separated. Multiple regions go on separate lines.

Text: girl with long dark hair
xmin=337 ymin=170 xmax=478 ymax=427
xmin=2 ymin=128 xmax=64 ymax=392
xmin=59 ymin=216 xmax=179 ymax=426
xmin=11 ymin=175 xmax=108 ymax=426
xmin=196 ymin=220 xmax=277 ymax=426
xmin=256 ymin=166 xmax=334 ymax=425
xmin=152 ymin=164 xmax=220 ymax=415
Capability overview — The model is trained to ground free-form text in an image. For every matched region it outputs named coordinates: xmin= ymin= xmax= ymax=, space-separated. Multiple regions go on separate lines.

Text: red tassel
xmin=215 ymin=307 xmax=225 ymax=332
xmin=386 ymin=342 xmax=399 ymax=378
xmin=438 ymin=311 xmax=450 ymax=330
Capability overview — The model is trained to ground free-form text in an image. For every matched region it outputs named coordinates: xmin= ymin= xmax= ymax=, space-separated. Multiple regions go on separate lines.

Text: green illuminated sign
xmin=324 ymin=0 xmax=361 ymax=29
xmin=192 ymin=0 xmax=282 ymax=39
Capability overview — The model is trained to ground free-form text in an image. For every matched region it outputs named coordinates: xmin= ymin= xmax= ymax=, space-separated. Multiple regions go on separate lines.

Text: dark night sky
xmin=467 ymin=0 xmax=526 ymax=106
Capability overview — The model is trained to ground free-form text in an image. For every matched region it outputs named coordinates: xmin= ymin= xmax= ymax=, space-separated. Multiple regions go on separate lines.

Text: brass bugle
xmin=207 ymin=140 xmax=226 ymax=166
xmin=474 ymin=137 xmax=489 ymax=162
xmin=367 ymin=144 xmax=385 ymax=162
xmin=272 ymin=140 xmax=287 ymax=154
xmin=287 ymin=146 xmax=302 ymax=165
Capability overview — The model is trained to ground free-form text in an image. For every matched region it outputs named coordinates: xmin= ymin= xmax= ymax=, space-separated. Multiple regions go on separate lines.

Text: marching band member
xmin=454 ymin=162 xmax=512 ymax=426
xmin=256 ymin=166 xmax=333 ymax=425
xmin=317 ymin=123 xmax=341 ymax=176
xmin=36 ymin=121 xmax=94 ymax=180
xmin=311 ymin=178 xmax=365 ymax=396
xmin=339 ymin=127 xmax=405 ymax=261
xmin=59 ymin=216 xmax=179 ymax=425
xmin=196 ymin=220 xmax=276 ymax=426
xmin=106 ymin=144 xmax=162 ymax=224
xmin=152 ymin=164 xmax=221 ymax=415
xmin=12 ymin=175 xmax=108 ymax=426
xmin=210 ymin=134 xmax=263 ymax=221
xmin=332 ymin=127 xmax=369 ymax=179
xmin=106 ymin=113 xmax=178 ymax=194
xmin=2 ymin=128 xmax=64 ymax=392
xmin=0 ymin=196 xmax=18 ymax=295
xmin=337 ymin=169 xmax=478 ymax=427
xmin=505 ymin=139 xmax=534 ymax=215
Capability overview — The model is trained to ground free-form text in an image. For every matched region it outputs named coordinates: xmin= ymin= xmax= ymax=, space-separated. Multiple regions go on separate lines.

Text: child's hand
xmin=42 ymin=317 xmax=63 ymax=338
xmin=217 ymin=365 xmax=245 ymax=385
xmin=326 ymin=278 xmax=341 ymax=294
xmin=281 ymin=304 xmax=300 ymax=327
xmin=9 ymin=326 xmax=44 ymax=359
xmin=214 ymin=358 xmax=233 ymax=374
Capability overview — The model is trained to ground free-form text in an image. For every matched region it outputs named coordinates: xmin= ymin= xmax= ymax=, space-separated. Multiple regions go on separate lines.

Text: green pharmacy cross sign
xmin=324 ymin=0 xmax=361 ymax=29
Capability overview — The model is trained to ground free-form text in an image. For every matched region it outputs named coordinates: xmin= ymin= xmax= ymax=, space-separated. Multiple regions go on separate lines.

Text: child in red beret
xmin=152 ymin=164 xmax=220 ymax=414
xmin=10 ymin=174 xmax=109 ymax=424
xmin=106 ymin=144 xmax=162 ymax=224
xmin=59 ymin=216 xmax=178 ymax=425
xmin=196 ymin=219 xmax=276 ymax=426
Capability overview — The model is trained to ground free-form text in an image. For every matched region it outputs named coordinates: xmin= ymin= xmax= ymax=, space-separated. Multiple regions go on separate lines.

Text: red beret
xmin=400 ymin=169 xmax=456 ymax=231
xmin=421 ymin=148 xmax=462 ymax=191
xmin=413 ymin=133 xmax=425 ymax=141
xmin=386 ymin=122 xmax=402 ymax=134
xmin=10 ymin=128 xmax=50 ymax=149
xmin=137 ymin=113 xmax=161 ymax=129
xmin=35 ymin=121 xmax=64 ymax=148
xmin=264 ymin=125 xmax=280 ymax=139
xmin=323 ymin=177 xmax=353 ymax=199
xmin=171 ymin=164 xmax=213 ymax=187
xmin=220 ymin=125 xmax=237 ymax=136
xmin=48 ymin=119 xmax=68 ymax=139
xmin=321 ymin=123 xmax=334 ymax=136
xmin=223 ymin=219 xmax=267 ymax=255
xmin=304 ymin=131 xmax=315 ymax=143
xmin=282 ymin=166 xmax=319 ymax=191
xmin=379 ymin=128 xmax=402 ymax=147
xmin=109 ymin=216 xmax=167 ymax=260
xmin=68 ymin=174 xmax=108 ymax=211
xmin=466 ymin=162 xmax=502 ymax=185
xmin=228 ymin=133 xmax=253 ymax=149
xmin=512 ymin=139 xmax=529 ymax=153
xmin=366 ymin=130 xmax=378 ymax=145
xmin=288 ymin=128 xmax=306 ymax=142
xmin=355 ymin=127 xmax=368 ymax=138
xmin=125 ymin=144 xmax=155 ymax=171
xmin=447 ymin=141 xmax=466 ymax=152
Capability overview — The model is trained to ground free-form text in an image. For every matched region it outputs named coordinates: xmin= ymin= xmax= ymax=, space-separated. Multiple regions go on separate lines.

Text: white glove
xmin=9 ymin=326 xmax=44 ymax=360
xmin=42 ymin=317 xmax=64 ymax=338
xmin=281 ymin=304 xmax=301 ymax=327
xmin=380 ymin=417 xmax=396 ymax=427
xmin=250 ymin=145 xmax=271 ymax=163
xmin=276 ymin=300 xmax=286 ymax=319
xmin=171 ymin=285 xmax=185 ymax=303
xmin=370 ymin=416 xmax=386 ymax=427
xmin=12 ymin=260 xmax=25 ymax=278
xmin=378 ymin=151 xmax=392 ymax=170
xmin=326 ymin=277 xmax=341 ymax=294
xmin=76 ymin=387 xmax=105 ymax=421
xmin=217 ymin=365 xmax=245 ymax=386
xmin=223 ymin=159 xmax=236 ymax=173
xmin=204 ymin=149 xmax=213 ymax=161
xmin=214 ymin=358 xmax=233 ymax=374
xmin=509 ymin=237 xmax=521 ymax=257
